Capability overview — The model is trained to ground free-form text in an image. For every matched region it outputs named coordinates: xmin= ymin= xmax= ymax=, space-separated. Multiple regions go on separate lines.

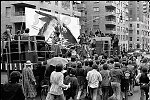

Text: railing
xmin=106 ymin=28 xmax=116 ymax=31
xmin=106 ymin=9 xmax=115 ymax=13
xmin=106 ymin=18 xmax=116 ymax=22
xmin=14 ymin=11 xmax=25 ymax=16
xmin=106 ymin=1 xmax=113 ymax=3
xmin=106 ymin=1 xmax=116 ymax=6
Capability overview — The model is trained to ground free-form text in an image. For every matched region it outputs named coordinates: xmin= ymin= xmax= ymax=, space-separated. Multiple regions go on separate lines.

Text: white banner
xmin=25 ymin=7 xmax=80 ymax=43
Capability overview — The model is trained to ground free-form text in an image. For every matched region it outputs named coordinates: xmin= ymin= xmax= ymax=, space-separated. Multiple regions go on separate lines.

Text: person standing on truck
xmin=22 ymin=28 xmax=30 ymax=40
xmin=1 ymin=29 xmax=12 ymax=49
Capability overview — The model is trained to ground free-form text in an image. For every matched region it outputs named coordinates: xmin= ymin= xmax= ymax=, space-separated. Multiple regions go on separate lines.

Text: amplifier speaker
xmin=30 ymin=36 xmax=45 ymax=41
xmin=96 ymin=41 xmax=103 ymax=55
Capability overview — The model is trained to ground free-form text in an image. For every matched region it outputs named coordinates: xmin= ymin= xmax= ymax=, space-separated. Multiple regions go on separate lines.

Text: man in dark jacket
xmin=76 ymin=61 xmax=86 ymax=100
xmin=121 ymin=61 xmax=133 ymax=99
xmin=64 ymin=68 xmax=78 ymax=100
xmin=110 ymin=63 xmax=123 ymax=100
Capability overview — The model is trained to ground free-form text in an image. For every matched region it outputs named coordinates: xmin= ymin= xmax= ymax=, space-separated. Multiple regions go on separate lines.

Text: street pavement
xmin=128 ymin=86 xmax=142 ymax=100
xmin=35 ymin=86 xmax=145 ymax=100
xmin=1 ymin=73 xmax=149 ymax=100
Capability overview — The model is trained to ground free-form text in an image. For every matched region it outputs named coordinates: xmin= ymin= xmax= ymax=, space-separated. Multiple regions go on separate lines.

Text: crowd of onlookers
xmin=1 ymin=52 xmax=150 ymax=100
xmin=1 ymin=28 xmax=150 ymax=100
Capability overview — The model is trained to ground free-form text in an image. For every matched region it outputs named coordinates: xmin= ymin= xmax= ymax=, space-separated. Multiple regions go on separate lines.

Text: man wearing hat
xmin=22 ymin=60 xmax=37 ymax=100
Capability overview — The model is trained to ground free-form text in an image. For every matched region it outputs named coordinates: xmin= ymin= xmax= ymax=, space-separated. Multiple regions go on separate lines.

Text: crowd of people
xmin=1 ymin=29 xmax=150 ymax=100
xmin=1 ymin=51 xmax=150 ymax=100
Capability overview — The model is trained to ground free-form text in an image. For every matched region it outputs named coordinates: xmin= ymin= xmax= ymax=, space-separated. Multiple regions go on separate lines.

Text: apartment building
xmin=1 ymin=1 xmax=81 ymax=35
xmin=76 ymin=1 xmax=86 ymax=33
xmin=81 ymin=1 xmax=129 ymax=51
xmin=128 ymin=1 xmax=150 ymax=50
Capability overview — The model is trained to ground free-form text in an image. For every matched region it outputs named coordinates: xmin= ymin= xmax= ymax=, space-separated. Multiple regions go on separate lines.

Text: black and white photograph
xmin=1 ymin=1 xmax=150 ymax=100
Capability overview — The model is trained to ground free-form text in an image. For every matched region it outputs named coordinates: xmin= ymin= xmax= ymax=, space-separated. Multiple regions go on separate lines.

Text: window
xmin=117 ymin=26 xmax=120 ymax=31
xmin=129 ymin=44 xmax=132 ymax=48
xmin=6 ymin=7 xmax=11 ymax=17
xmin=137 ymin=44 xmax=140 ymax=48
xmin=55 ymin=1 xmax=58 ymax=5
xmin=106 ymin=1 xmax=113 ymax=3
xmin=55 ymin=11 xmax=58 ymax=14
xmin=129 ymin=30 xmax=133 ymax=34
xmin=62 ymin=1 xmax=70 ymax=10
xmin=118 ymin=35 xmax=120 ymax=39
xmin=129 ymin=37 xmax=132 ymax=41
xmin=137 ymin=24 xmax=139 ymax=28
xmin=123 ymin=35 xmax=125 ymax=40
xmin=137 ymin=30 xmax=139 ymax=35
xmin=45 ymin=1 xmax=51 ymax=4
xmin=129 ymin=3 xmax=132 ymax=6
xmin=123 ymin=27 xmax=126 ymax=33
xmin=121 ymin=35 xmax=122 ymax=40
xmin=137 ymin=37 xmax=139 ymax=41
xmin=85 ymin=11 xmax=87 ymax=15
xmin=130 ymin=24 xmax=132 ymax=27
xmin=93 ymin=16 xmax=99 ymax=22
xmin=121 ymin=2 xmax=122 ymax=7
xmin=93 ymin=7 xmax=99 ymax=12
xmin=129 ymin=18 xmax=132 ymax=21
xmin=137 ymin=7 xmax=139 ymax=11
xmin=126 ymin=35 xmax=128 ymax=40
xmin=126 ymin=28 xmax=128 ymax=33
xmin=123 ymin=43 xmax=125 ymax=47
xmin=129 ymin=10 xmax=132 ymax=15
xmin=94 ymin=1 xmax=99 ymax=3
xmin=93 ymin=25 xmax=99 ymax=29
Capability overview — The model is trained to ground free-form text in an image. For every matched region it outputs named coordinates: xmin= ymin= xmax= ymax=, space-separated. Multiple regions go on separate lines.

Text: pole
xmin=19 ymin=22 xmax=24 ymax=64
xmin=1 ymin=33 xmax=4 ymax=67
xmin=20 ymin=22 xmax=24 ymax=34
xmin=7 ymin=39 xmax=11 ymax=80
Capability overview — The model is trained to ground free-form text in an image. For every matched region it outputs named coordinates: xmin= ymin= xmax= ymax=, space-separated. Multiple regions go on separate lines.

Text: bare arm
xmin=98 ymin=72 xmax=102 ymax=82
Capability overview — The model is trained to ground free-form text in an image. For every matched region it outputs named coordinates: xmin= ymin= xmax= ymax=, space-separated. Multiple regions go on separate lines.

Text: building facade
xmin=128 ymin=1 xmax=150 ymax=50
xmin=1 ymin=1 xmax=81 ymax=35
xmin=76 ymin=1 xmax=86 ymax=34
xmin=79 ymin=1 xmax=129 ymax=51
